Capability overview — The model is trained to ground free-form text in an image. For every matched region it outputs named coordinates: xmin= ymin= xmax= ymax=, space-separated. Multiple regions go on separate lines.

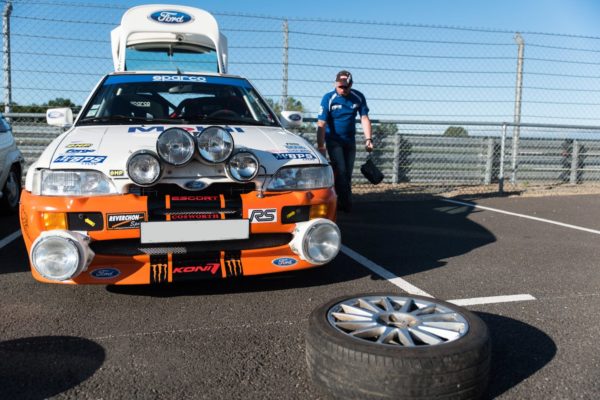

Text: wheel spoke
xmin=418 ymin=325 xmax=461 ymax=341
xmin=397 ymin=328 xmax=416 ymax=347
xmin=380 ymin=296 xmax=394 ymax=312
xmin=411 ymin=303 xmax=436 ymax=316
xmin=398 ymin=298 xmax=414 ymax=313
xmin=331 ymin=312 xmax=373 ymax=322
xmin=357 ymin=298 xmax=382 ymax=314
xmin=420 ymin=312 xmax=459 ymax=322
xmin=410 ymin=327 xmax=444 ymax=345
xmin=335 ymin=321 xmax=379 ymax=331
xmin=376 ymin=327 xmax=396 ymax=344
xmin=340 ymin=304 xmax=375 ymax=317
xmin=351 ymin=325 xmax=385 ymax=339
xmin=421 ymin=321 xmax=466 ymax=332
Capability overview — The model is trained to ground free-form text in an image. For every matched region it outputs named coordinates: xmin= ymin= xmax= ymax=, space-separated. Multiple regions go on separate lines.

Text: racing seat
xmin=109 ymin=94 xmax=166 ymax=119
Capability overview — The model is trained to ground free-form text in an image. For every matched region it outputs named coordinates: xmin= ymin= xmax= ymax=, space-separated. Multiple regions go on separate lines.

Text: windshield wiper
xmin=78 ymin=115 xmax=156 ymax=125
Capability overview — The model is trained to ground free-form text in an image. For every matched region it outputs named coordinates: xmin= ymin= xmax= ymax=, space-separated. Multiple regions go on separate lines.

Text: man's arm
xmin=361 ymin=115 xmax=373 ymax=152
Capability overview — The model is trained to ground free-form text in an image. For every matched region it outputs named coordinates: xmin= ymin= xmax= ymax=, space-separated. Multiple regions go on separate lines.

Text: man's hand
xmin=365 ymin=138 xmax=374 ymax=153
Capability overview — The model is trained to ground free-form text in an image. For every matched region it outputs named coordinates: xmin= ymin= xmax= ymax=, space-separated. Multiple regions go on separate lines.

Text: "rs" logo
xmin=248 ymin=208 xmax=277 ymax=223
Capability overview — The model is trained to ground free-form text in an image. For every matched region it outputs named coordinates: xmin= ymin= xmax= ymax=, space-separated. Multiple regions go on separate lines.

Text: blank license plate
xmin=140 ymin=220 xmax=249 ymax=244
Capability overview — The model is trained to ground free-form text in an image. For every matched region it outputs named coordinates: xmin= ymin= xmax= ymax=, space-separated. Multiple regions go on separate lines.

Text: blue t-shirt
xmin=317 ymin=89 xmax=369 ymax=143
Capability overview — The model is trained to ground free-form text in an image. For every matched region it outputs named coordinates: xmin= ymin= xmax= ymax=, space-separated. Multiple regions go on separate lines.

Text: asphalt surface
xmin=1 ymin=194 xmax=600 ymax=399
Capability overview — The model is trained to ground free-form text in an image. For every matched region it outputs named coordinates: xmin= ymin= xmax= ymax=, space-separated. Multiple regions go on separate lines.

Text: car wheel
xmin=1 ymin=167 xmax=21 ymax=214
xmin=306 ymin=293 xmax=491 ymax=400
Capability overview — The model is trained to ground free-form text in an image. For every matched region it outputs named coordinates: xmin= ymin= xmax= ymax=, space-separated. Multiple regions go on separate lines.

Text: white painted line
xmin=443 ymin=198 xmax=600 ymax=235
xmin=448 ymin=294 xmax=536 ymax=306
xmin=0 ymin=230 xmax=21 ymax=250
xmin=340 ymin=245 xmax=433 ymax=297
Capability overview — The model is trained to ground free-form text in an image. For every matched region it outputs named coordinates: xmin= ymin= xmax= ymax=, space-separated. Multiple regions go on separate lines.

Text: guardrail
xmin=9 ymin=114 xmax=600 ymax=194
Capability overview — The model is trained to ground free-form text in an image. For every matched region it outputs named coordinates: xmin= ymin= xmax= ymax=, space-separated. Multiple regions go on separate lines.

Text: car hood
xmin=29 ymin=124 xmax=325 ymax=191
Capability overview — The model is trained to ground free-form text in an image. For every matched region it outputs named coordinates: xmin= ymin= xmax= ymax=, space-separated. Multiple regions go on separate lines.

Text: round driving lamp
xmin=156 ymin=127 xmax=195 ymax=166
xmin=127 ymin=150 xmax=162 ymax=186
xmin=31 ymin=232 xmax=90 ymax=281
xmin=289 ymin=219 xmax=341 ymax=265
xmin=196 ymin=126 xmax=234 ymax=163
xmin=227 ymin=151 xmax=259 ymax=181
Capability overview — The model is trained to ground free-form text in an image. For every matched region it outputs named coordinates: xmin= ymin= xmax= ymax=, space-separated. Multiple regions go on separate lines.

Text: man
xmin=317 ymin=70 xmax=373 ymax=212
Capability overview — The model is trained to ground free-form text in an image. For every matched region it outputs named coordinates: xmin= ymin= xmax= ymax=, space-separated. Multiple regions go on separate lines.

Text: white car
xmin=0 ymin=112 xmax=24 ymax=214
xmin=19 ymin=4 xmax=340 ymax=285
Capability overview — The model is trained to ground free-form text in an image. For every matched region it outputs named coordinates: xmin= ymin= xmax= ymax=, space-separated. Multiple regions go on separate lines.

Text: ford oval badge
xmin=272 ymin=257 xmax=298 ymax=267
xmin=184 ymin=180 xmax=208 ymax=190
xmin=150 ymin=10 xmax=193 ymax=24
xmin=289 ymin=114 xmax=301 ymax=121
xmin=47 ymin=111 xmax=64 ymax=119
xmin=90 ymin=268 xmax=121 ymax=279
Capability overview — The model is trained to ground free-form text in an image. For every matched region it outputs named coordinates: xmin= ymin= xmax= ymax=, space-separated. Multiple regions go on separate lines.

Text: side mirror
xmin=279 ymin=111 xmax=303 ymax=129
xmin=46 ymin=108 xmax=73 ymax=128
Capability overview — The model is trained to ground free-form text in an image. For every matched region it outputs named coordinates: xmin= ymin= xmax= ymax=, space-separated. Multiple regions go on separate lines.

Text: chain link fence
xmin=4 ymin=0 xmax=600 ymax=196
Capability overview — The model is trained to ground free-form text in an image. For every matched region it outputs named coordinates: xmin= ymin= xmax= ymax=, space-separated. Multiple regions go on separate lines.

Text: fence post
xmin=499 ymin=123 xmax=507 ymax=193
xmin=3 ymin=0 xmax=13 ymax=116
xmin=280 ymin=19 xmax=289 ymax=111
xmin=392 ymin=133 xmax=400 ymax=183
xmin=484 ymin=137 xmax=494 ymax=184
xmin=570 ymin=139 xmax=580 ymax=184
xmin=511 ymin=33 xmax=525 ymax=184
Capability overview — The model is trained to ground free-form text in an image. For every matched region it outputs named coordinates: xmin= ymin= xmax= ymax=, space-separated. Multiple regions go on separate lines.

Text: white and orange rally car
xmin=19 ymin=4 xmax=340 ymax=285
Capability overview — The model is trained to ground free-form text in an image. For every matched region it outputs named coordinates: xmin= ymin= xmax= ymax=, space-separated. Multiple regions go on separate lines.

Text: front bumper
xmin=20 ymin=185 xmax=337 ymax=285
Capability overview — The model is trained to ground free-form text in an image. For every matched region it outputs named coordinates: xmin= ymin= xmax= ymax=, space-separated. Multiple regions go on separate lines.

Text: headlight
xmin=196 ymin=126 xmax=234 ymax=163
xmin=127 ymin=151 xmax=162 ymax=186
xmin=227 ymin=151 xmax=259 ymax=182
xmin=289 ymin=219 xmax=341 ymax=265
xmin=40 ymin=170 xmax=117 ymax=196
xmin=267 ymin=166 xmax=334 ymax=191
xmin=31 ymin=230 xmax=94 ymax=281
xmin=156 ymin=128 xmax=195 ymax=166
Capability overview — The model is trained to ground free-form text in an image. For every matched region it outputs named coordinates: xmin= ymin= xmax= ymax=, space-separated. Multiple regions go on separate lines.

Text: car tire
xmin=1 ymin=167 xmax=21 ymax=214
xmin=306 ymin=293 xmax=491 ymax=400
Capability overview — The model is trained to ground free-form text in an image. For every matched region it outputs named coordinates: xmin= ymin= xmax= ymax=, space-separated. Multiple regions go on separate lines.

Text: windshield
xmin=78 ymin=74 xmax=279 ymax=127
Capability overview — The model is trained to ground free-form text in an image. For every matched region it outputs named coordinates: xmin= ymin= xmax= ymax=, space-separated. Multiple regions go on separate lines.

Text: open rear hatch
xmin=111 ymin=4 xmax=228 ymax=73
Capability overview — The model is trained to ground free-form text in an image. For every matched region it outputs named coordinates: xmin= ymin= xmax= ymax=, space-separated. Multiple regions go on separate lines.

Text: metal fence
xmin=4 ymin=0 xmax=600 ymax=195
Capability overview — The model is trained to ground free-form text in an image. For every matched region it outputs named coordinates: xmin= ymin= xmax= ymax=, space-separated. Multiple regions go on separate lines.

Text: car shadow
xmin=106 ymin=198 xmax=495 ymax=297
xmin=0 ymin=336 xmax=105 ymax=399
xmin=476 ymin=312 xmax=557 ymax=399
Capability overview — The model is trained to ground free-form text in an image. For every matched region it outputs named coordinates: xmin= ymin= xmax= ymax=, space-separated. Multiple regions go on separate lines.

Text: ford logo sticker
xmin=184 ymin=180 xmax=208 ymax=190
xmin=47 ymin=111 xmax=64 ymax=119
xmin=289 ymin=114 xmax=301 ymax=121
xmin=149 ymin=10 xmax=193 ymax=24
xmin=90 ymin=268 xmax=121 ymax=279
xmin=272 ymin=257 xmax=298 ymax=267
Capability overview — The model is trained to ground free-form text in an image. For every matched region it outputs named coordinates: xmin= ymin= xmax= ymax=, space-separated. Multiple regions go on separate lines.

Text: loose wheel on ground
xmin=306 ymin=293 xmax=491 ymax=400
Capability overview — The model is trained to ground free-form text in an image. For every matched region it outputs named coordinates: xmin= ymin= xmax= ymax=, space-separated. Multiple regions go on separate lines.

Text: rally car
xmin=19 ymin=4 xmax=340 ymax=285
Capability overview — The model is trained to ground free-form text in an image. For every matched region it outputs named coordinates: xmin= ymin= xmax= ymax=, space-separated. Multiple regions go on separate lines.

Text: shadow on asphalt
xmin=0 ymin=336 xmax=105 ymax=399
xmin=336 ymin=199 xmax=496 ymax=277
xmin=106 ymin=199 xmax=495 ymax=297
xmin=477 ymin=312 xmax=557 ymax=399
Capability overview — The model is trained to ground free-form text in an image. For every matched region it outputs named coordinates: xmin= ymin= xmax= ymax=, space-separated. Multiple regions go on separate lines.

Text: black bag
xmin=360 ymin=157 xmax=384 ymax=184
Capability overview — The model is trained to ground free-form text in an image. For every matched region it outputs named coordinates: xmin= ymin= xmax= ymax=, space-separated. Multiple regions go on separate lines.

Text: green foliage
xmin=443 ymin=126 xmax=469 ymax=137
xmin=3 ymin=98 xmax=78 ymax=113
xmin=266 ymin=97 xmax=304 ymax=114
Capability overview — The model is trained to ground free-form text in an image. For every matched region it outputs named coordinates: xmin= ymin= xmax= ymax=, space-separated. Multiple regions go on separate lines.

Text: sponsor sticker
xmin=65 ymin=149 xmax=95 ymax=154
xmin=107 ymin=212 xmax=146 ymax=230
xmin=173 ymin=263 xmax=220 ymax=276
xmin=47 ymin=111 xmax=64 ymax=118
xmin=152 ymin=75 xmax=205 ymax=82
xmin=109 ymin=169 xmax=125 ymax=177
xmin=53 ymin=155 xmax=107 ymax=164
xmin=272 ymin=153 xmax=315 ymax=160
xmin=272 ymin=257 xmax=298 ymax=267
xmin=248 ymin=208 xmax=277 ymax=223
xmin=128 ymin=125 xmax=243 ymax=133
xmin=90 ymin=268 xmax=121 ymax=279
xmin=65 ymin=143 xmax=93 ymax=148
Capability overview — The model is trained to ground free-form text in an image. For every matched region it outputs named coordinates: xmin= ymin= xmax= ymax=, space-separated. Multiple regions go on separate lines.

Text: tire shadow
xmin=0 ymin=336 xmax=105 ymax=399
xmin=476 ymin=312 xmax=557 ymax=398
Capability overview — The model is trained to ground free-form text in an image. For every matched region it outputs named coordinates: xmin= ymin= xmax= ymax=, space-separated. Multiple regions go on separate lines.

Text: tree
xmin=266 ymin=97 xmax=304 ymax=115
xmin=47 ymin=98 xmax=76 ymax=108
xmin=444 ymin=126 xmax=469 ymax=137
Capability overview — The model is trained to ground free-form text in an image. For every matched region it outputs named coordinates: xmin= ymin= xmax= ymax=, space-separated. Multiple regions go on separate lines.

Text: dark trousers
xmin=326 ymin=138 xmax=356 ymax=209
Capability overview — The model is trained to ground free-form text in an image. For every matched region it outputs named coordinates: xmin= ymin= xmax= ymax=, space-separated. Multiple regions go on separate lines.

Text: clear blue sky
xmin=82 ymin=0 xmax=600 ymax=37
